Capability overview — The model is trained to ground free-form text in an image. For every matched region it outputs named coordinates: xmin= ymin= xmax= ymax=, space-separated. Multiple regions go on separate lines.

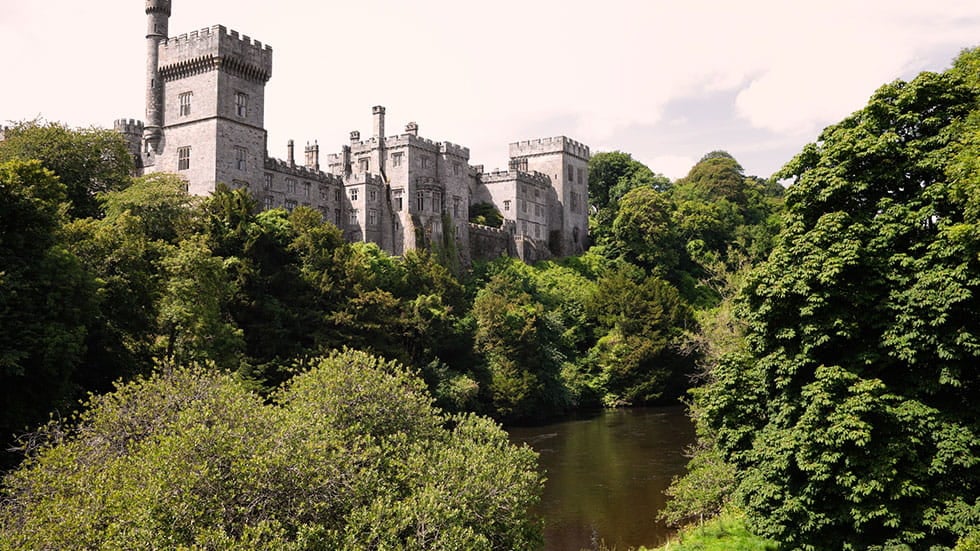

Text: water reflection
xmin=508 ymin=406 xmax=694 ymax=551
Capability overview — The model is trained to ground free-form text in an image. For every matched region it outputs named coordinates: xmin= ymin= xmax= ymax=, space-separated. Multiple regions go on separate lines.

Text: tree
xmin=0 ymin=350 xmax=544 ymax=550
xmin=588 ymin=151 xmax=670 ymax=247
xmin=705 ymin=50 xmax=980 ymax=550
xmin=0 ymin=160 xmax=96 ymax=463
xmin=610 ymin=186 xmax=680 ymax=274
xmin=0 ymin=122 xmax=133 ymax=219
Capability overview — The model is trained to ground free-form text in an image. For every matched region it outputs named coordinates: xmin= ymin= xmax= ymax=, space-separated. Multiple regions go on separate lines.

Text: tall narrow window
xmin=235 ymin=92 xmax=248 ymax=118
xmin=416 ymin=190 xmax=425 ymax=212
xmin=264 ymin=196 xmax=274 ymax=210
xmin=369 ymin=189 xmax=377 ymax=202
xmin=568 ymin=165 xmax=574 ymax=181
xmin=503 ymin=200 xmax=511 ymax=212
xmin=285 ymin=178 xmax=297 ymax=194
xmin=368 ymin=209 xmax=379 ymax=226
xmin=453 ymin=196 xmax=461 ymax=217
xmin=179 ymin=92 xmax=192 ymax=116
xmin=285 ymin=199 xmax=297 ymax=212
xmin=319 ymin=184 xmax=328 ymax=201
xmin=393 ymin=189 xmax=404 ymax=211
xmin=392 ymin=152 xmax=403 ymax=167
xmin=177 ymin=146 xmax=191 ymax=170
xmin=335 ymin=189 xmax=341 ymax=202
xmin=334 ymin=209 xmax=341 ymax=226
xmin=359 ymin=158 xmax=370 ymax=173
xmin=350 ymin=188 xmax=359 ymax=201
xmin=263 ymin=173 xmax=273 ymax=190
xmin=303 ymin=182 xmax=311 ymax=199
xmin=235 ymin=147 xmax=247 ymax=171
xmin=349 ymin=209 xmax=359 ymax=225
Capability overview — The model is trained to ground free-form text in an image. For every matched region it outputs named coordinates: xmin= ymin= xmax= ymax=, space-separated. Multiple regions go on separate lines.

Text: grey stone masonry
xmin=118 ymin=1 xmax=590 ymax=265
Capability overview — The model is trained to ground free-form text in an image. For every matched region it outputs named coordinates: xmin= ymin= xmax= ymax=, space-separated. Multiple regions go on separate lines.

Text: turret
xmin=144 ymin=0 xmax=171 ymax=152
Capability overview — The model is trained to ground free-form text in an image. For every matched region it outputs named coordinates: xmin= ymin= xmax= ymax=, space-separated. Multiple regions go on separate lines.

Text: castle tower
xmin=144 ymin=0 xmax=171 ymax=153
xmin=151 ymin=22 xmax=273 ymax=195
xmin=509 ymin=137 xmax=591 ymax=256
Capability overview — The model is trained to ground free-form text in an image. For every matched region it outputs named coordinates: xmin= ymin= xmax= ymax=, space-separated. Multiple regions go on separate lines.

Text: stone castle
xmin=117 ymin=0 xmax=590 ymax=263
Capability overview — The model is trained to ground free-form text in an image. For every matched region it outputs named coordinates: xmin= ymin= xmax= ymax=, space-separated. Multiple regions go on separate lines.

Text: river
xmin=508 ymin=406 xmax=694 ymax=551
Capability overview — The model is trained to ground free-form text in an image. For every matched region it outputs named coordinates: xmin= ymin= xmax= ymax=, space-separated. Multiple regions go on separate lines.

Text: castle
xmin=117 ymin=0 xmax=590 ymax=263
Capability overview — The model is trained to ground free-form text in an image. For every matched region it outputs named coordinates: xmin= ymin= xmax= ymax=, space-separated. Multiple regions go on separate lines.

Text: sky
xmin=1 ymin=1 xmax=978 ymax=181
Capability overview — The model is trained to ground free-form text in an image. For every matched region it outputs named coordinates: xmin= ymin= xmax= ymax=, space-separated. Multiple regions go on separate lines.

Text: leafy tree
xmin=471 ymin=266 xmax=568 ymax=421
xmin=469 ymin=201 xmax=504 ymax=228
xmin=609 ymin=186 xmax=680 ymax=274
xmin=587 ymin=268 xmax=694 ymax=405
xmin=0 ymin=350 xmax=544 ymax=549
xmin=588 ymin=151 xmax=670 ymax=246
xmin=0 ymin=121 xmax=133 ymax=219
xmin=705 ymin=50 xmax=980 ymax=550
xmin=101 ymin=172 xmax=196 ymax=242
xmin=0 ymin=160 xmax=96 ymax=462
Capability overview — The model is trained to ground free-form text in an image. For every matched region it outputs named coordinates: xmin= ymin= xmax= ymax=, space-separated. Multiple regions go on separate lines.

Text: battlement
xmin=264 ymin=157 xmax=341 ymax=184
xmin=159 ymin=25 xmax=273 ymax=83
xmin=440 ymin=141 xmax=470 ymax=159
xmin=509 ymin=136 xmax=590 ymax=160
xmin=113 ymin=118 xmax=145 ymax=135
xmin=479 ymin=169 xmax=551 ymax=187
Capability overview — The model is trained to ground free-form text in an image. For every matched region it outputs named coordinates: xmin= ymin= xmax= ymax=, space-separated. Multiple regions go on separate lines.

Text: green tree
xmin=0 ymin=350 xmax=543 ymax=550
xmin=588 ymin=151 xmax=670 ymax=246
xmin=0 ymin=160 xmax=96 ymax=462
xmin=0 ymin=121 xmax=133 ymax=219
xmin=610 ymin=186 xmax=680 ymax=274
xmin=705 ymin=50 xmax=980 ymax=550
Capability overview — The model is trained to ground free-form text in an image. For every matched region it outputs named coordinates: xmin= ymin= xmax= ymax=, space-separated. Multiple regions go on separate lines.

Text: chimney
xmin=350 ymin=130 xmax=360 ymax=144
xmin=372 ymin=105 xmax=386 ymax=139
xmin=287 ymin=139 xmax=295 ymax=166
xmin=312 ymin=140 xmax=320 ymax=171
xmin=342 ymin=145 xmax=351 ymax=176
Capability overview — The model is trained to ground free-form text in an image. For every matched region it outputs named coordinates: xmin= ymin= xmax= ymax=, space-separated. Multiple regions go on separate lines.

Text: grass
xmin=642 ymin=511 xmax=778 ymax=551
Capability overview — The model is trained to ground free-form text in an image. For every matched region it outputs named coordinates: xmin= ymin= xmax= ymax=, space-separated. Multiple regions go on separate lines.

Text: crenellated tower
xmin=144 ymin=0 xmax=171 ymax=153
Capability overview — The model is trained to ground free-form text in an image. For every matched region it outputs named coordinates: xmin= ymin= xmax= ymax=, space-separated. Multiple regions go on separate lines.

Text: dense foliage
xmin=701 ymin=48 xmax=980 ymax=549
xmin=0 ymin=350 xmax=543 ymax=549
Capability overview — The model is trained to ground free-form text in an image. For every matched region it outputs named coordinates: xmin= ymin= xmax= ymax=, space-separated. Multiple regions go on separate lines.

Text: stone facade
xmin=120 ymin=0 xmax=590 ymax=263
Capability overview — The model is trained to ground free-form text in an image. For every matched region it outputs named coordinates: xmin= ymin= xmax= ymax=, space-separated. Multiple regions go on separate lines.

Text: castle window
xmin=334 ymin=209 xmax=341 ymax=226
xmin=350 ymin=188 xmax=358 ymax=201
xmin=303 ymin=181 xmax=311 ymax=199
xmin=179 ymin=92 xmax=192 ymax=116
xmin=392 ymin=189 xmax=404 ymax=211
xmin=534 ymin=223 xmax=540 ymax=238
xmin=359 ymin=158 xmax=370 ymax=173
xmin=286 ymin=178 xmax=297 ymax=194
xmin=335 ymin=189 xmax=341 ymax=202
xmin=432 ymin=192 xmax=441 ymax=213
xmin=264 ymin=195 xmax=274 ymax=210
xmin=453 ymin=196 xmax=461 ymax=218
xmin=369 ymin=189 xmax=377 ymax=202
xmin=521 ymin=199 xmax=527 ymax=213
xmin=349 ymin=209 xmax=359 ymax=225
xmin=285 ymin=199 xmax=297 ymax=212
xmin=235 ymin=147 xmax=247 ymax=171
xmin=368 ymin=209 xmax=379 ymax=226
xmin=504 ymin=200 xmax=511 ymax=212
xmin=177 ymin=146 xmax=191 ymax=170
xmin=235 ymin=92 xmax=248 ymax=118
xmin=419 ymin=156 xmax=429 ymax=169
xmin=416 ymin=190 xmax=425 ymax=211
xmin=453 ymin=162 xmax=460 ymax=176
xmin=570 ymin=192 xmax=580 ymax=213
xmin=578 ymin=168 xmax=585 ymax=184
xmin=392 ymin=152 xmax=403 ymax=167
xmin=568 ymin=165 xmax=574 ymax=181
xmin=264 ymin=173 xmax=273 ymax=190
xmin=319 ymin=184 xmax=328 ymax=201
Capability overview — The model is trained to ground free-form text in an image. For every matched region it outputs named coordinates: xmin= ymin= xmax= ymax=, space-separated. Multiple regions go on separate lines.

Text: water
xmin=508 ymin=406 xmax=695 ymax=551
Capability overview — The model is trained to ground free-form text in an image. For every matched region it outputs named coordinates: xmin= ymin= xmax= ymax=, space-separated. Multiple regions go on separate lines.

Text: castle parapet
xmin=113 ymin=118 xmax=145 ymax=135
xmin=264 ymin=157 xmax=341 ymax=184
xmin=439 ymin=141 xmax=469 ymax=159
xmin=509 ymin=136 xmax=591 ymax=160
xmin=159 ymin=25 xmax=273 ymax=83
xmin=479 ymin=169 xmax=551 ymax=187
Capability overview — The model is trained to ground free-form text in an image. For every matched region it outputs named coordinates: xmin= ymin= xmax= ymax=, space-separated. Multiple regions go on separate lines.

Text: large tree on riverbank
xmin=705 ymin=48 xmax=980 ymax=549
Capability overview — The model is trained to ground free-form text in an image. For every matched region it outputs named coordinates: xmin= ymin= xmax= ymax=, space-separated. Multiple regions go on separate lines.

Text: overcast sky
xmin=2 ymin=1 xmax=978 ymax=180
